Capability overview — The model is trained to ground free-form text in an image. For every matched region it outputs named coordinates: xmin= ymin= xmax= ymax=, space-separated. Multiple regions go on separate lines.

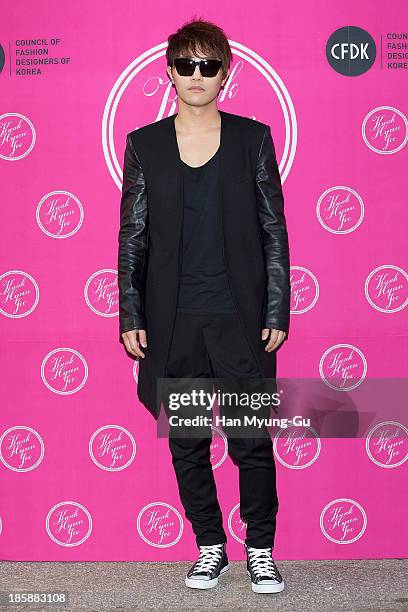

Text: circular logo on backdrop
xmin=316 ymin=187 xmax=364 ymax=234
xmin=320 ymin=498 xmax=367 ymax=544
xmin=319 ymin=344 xmax=367 ymax=391
xmin=41 ymin=348 xmax=88 ymax=394
xmin=290 ymin=266 xmax=319 ymax=314
xmin=362 ymin=106 xmax=408 ymax=154
xmin=89 ymin=425 xmax=137 ymax=471
xmin=228 ymin=503 xmax=247 ymax=544
xmin=103 ymin=40 xmax=297 ymax=190
xmin=0 ymin=113 xmax=36 ymax=159
xmin=0 ymin=271 xmax=40 ymax=319
xmin=136 ymin=502 xmax=183 ymax=547
xmin=210 ymin=425 xmax=228 ymax=469
xmin=326 ymin=26 xmax=376 ymax=76
xmin=365 ymin=421 xmax=408 ymax=468
xmin=84 ymin=269 xmax=119 ymax=317
xmin=0 ymin=426 xmax=44 ymax=471
xmin=274 ymin=426 xmax=321 ymax=468
xmin=365 ymin=265 xmax=408 ymax=313
xmin=46 ymin=501 xmax=92 ymax=547
xmin=36 ymin=191 xmax=84 ymax=238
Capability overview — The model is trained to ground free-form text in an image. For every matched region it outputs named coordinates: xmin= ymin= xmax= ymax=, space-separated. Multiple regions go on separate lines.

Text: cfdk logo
xmin=326 ymin=26 xmax=376 ymax=76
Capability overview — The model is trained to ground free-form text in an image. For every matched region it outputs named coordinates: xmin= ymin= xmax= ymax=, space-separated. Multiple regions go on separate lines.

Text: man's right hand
xmin=121 ymin=329 xmax=147 ymax=359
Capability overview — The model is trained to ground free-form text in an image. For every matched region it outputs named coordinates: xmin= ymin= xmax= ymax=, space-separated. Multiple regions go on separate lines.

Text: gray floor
xmin=0 ymin=559 xmax=407 ymax=611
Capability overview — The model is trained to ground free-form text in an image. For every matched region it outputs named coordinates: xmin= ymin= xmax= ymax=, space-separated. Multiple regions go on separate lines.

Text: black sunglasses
xmin=172 ymin=57 xmax=223 ymax=78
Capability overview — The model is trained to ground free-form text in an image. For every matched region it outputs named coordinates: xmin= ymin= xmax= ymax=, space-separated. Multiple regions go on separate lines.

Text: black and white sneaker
xmin=245 ymin=543 xmax=285 ymax=593
xmin=185 ymin=542 xmax=229 ymax=589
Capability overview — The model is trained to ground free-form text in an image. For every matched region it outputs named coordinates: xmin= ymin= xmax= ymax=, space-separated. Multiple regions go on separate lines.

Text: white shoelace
xmin=192 ymin=543 xmax=224 ymax=574
xmin=247 ymin=546 xmax=277 ymax=579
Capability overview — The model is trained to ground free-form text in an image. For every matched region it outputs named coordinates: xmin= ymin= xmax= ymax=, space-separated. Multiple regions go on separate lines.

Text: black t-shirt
xmin=176 ymin=148 xmax=237 ymax=314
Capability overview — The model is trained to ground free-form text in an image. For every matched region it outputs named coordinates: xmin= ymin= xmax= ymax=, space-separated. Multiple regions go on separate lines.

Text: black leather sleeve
xmin=117 ymin=133 xmax=149 ymax=340
xmin=255 ymin=125 xmax=291 ymax=334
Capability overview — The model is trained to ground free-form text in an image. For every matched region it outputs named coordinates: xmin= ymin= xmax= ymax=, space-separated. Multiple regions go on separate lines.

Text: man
xmin=118 ymin=19 xmax=290 ymax=594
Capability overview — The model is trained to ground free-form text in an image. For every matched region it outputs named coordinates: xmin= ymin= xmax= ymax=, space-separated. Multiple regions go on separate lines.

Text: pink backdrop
xmin=1 ymin=1 xmax=407 ymax=561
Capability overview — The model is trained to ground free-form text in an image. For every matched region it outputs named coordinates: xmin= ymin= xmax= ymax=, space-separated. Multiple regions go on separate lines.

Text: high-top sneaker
xmin=245 ymin=543 xmax=285 ymax=593
xmin=185 ymin=542 xmax=229 ymax=589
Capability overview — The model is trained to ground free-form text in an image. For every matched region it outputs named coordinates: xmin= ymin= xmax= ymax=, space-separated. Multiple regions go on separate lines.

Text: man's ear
xmin=167 ymin=66 xmax=173 ymax=82
xmin=221 ymin=71 xmax=229 ymax=87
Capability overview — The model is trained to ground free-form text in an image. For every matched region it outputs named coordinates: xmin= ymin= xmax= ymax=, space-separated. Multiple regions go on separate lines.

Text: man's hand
xmin=261 ymin=328 xmax=286 ymax=352
xmin=121 ymin=329 xmax=147 ymax=359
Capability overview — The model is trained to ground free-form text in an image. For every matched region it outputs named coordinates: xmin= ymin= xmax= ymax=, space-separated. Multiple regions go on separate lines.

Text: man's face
xmin=167 ymin=50 xmax=229 ymax=108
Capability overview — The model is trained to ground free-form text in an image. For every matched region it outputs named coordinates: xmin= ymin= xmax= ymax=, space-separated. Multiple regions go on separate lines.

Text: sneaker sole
xmin=185 ymin=564 xmax=230 ymax=589
xmin=247 ymin=569 xmax=285 ymax=593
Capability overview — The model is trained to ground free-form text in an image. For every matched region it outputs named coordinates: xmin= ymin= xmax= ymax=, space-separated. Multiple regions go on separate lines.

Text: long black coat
xmin=118 ymin=110 xmax=291 ymax=420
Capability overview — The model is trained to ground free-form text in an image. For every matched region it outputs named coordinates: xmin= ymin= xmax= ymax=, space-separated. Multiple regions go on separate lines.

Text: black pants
xmin=163 ymin=311 xmax=279 ymax=548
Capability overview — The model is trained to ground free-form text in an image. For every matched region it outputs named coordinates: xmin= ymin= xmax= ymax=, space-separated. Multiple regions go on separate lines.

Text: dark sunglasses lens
xmin=200 ymin=60 xmax=222 ymax=77
xmin=174 ymin=59 xmax=195 ymax=76
xmin=174 ymin=58 xmax=222 ymax=77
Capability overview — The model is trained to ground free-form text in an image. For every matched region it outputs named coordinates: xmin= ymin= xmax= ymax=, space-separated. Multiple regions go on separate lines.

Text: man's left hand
xmin=261 ymin=328 xmax=287 ymax=351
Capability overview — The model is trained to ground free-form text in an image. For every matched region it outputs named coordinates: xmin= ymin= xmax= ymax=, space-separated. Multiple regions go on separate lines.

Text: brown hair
xmin=166 ymin=17 xmax=232 ymax=79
